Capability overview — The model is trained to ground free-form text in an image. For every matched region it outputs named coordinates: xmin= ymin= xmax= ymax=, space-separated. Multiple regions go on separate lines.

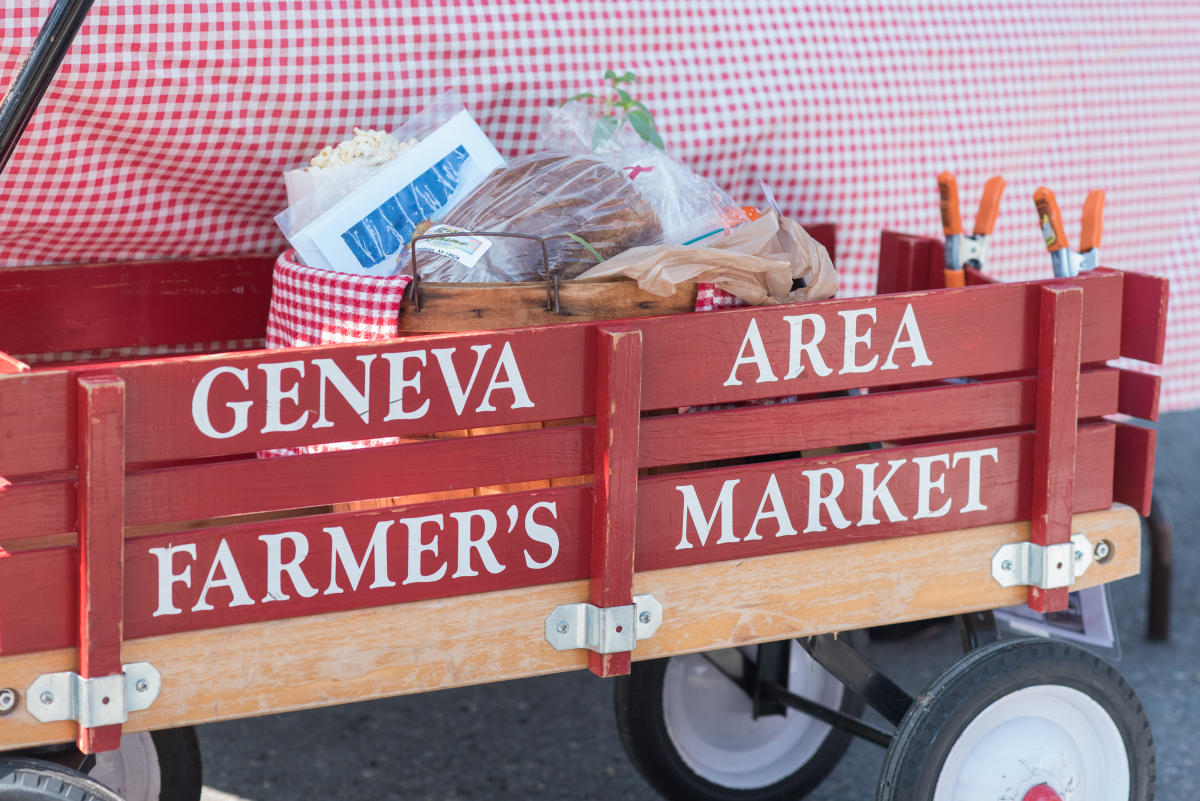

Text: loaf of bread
xmin=410 ymin=151 xmax=663 ymax=282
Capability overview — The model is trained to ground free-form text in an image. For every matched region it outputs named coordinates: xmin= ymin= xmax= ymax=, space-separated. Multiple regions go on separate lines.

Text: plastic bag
xmin=575 ymin=210 xmax=837 ymax=305
xmin=275 ymin=94 xmax=503 ymax=276
xmin=539 ymin=103 xmax=746 ymax=234
xmin=409 ymin=151 xmax=664 ymax=283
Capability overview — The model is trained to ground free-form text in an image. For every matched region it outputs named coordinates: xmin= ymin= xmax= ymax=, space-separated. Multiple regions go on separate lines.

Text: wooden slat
xmin=0 ymin=505 xmax=1142 ymax=751
xmin=0 ymin=255 xmax=275 ymax=356
xmin=1028 ymin=285 xmax=1083 ymax=613
xmin=1 ymin=368 xmax=1123 ymax=543
xmin=1114 ymin=268 xmax=1169 ymax=364
xmin=1117 ymin=368 xmax=1161 ymax=421
xmin=0 ymin=422 xmax=1117 ymax=657
xmin=75 ymin=375 xmax=127 ymax=753
xmin=0 ymin=271 xmax=1128 ymax=476
xmin=1114 ymin=422 xmax=1157 ymax=516
xmin=588 ymin=328 xmax=643 ymax=676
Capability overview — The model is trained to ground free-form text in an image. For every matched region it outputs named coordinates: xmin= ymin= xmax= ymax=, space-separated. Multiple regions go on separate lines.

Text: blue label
xmin=340 ymin=146 xmax=471 ymax=269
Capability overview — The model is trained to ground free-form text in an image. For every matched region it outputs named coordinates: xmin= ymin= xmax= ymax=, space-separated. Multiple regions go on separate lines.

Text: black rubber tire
xmin=877 ymin=637 xmax=1155 ymax=801
xmin=0 ymin=758 xmax=126 ymax=801
xmin=615 ymin=634 xmax=867 ymax=801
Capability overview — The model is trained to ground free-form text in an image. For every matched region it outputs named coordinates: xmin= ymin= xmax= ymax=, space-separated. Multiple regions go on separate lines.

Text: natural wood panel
xmin=0 ymin=506 xmax=1140 ymax=751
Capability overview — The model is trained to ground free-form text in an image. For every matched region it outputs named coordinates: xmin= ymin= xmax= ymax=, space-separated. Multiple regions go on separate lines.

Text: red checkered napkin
xmin=262 ymin=249 xmax=410 ymax=457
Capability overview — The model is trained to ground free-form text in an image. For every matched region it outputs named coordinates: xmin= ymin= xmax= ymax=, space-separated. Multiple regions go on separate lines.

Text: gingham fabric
xmin=2 ymin=3 xmax=1199 ymax=408
xmin=261 ymin=248 xmax=410 ymax=456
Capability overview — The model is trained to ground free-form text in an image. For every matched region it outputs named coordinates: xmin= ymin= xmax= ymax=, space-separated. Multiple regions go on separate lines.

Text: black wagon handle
xmin=0 ymin=0 xmax=96 ymax=177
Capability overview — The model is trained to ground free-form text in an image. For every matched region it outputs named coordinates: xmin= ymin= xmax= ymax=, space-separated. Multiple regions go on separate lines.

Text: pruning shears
xmin=938 ymin=172 xmax=1006 ymax=287
xmin=1033 ymin=187 xmax=1105 ymax=277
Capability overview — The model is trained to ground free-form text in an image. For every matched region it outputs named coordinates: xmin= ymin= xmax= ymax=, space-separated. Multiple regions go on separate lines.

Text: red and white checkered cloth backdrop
xmin=3 ymin=2 xmax=1199 ymax=408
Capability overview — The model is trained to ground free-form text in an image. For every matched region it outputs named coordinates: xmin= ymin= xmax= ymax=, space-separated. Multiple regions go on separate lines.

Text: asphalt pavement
xmin=196 ymin=410 xmax=1200 ymax=801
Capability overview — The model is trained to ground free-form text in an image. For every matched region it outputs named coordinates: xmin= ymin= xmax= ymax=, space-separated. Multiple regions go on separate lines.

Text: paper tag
xmin=414 ymin=224 xmax=493 ymax=269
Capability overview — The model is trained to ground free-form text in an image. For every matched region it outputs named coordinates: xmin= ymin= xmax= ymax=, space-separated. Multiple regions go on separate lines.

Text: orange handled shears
xmin=1033 ymin=187 xmax=1105 ymax=277
xmin=938 ymin=173 xmax=1006 ymax=287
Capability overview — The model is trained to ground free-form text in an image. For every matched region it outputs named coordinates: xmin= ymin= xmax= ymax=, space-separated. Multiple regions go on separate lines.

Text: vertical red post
xmin=76 ymin=374 xmax=126 ymax=753
xmin=589 ymin=327 xmax=643 ymax=677
xmin=1028 ymin=286 xmax=1082 ymax=613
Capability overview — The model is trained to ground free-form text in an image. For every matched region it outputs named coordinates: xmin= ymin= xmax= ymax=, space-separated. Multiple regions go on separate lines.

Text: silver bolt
xmin=556 ymin=622 xmax=569 ymax=635
xmin=1074 ymin=550 xmax=1084 ymax=562
xmin=135 ymin=679 xmax=150 ymax=693
xmin=1094 ymin=541 xmax=1111 ymax=561
xmin=39 ymin=691 xmax=54 ymax=706
xmin=1001 ymin=559 xmax=1014 ymax=572
xmin=0 ymin=689 xmax=15 ymax=714
xmin=639 ymin=611 xmax=652 ymax=625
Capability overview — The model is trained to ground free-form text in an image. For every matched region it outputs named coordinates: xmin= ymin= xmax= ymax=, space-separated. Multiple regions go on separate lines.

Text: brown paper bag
xmin=576 ymin=210 xmax=837 ymax=304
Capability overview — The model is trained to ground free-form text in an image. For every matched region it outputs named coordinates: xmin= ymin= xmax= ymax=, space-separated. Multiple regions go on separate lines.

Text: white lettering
xmin=259 ymin=361 xmax=309 ymax=433
xmin=451 ymin=509 xmax=505 ymax=578
xmin=675 ymin=480 xmax=741 ymax=549
xmin=723 ymin=320 xmax=778 ymax=387
xmin=953 ymin=447 xmax=999 ymax=513
xmin=782 ymin=314 xmax=833 ymax=379
xmin=382 ymin=351 xmax=430 ymax=421
xmin=434 ymin=345 xmax=490 ymax=415
xmin=191 ymin=539 xmax=255 ymax=611
xmin=838 ymin=308 xmax=878 ymax=374
xmin=149 ymin=543 xmax=196 ymax=617
xmin=882 ymin=304 xmax=933 ymax=370
xmin=747 ymin=473 xmax=797 ymax=540
xmin=402 ymin=514 xmax=448 ymax=584
xmin=324 ymin=522 xmax=397 ymax=595
xmin=912 ymin=454 xmax=952 ymax=519
xmin=191 ymin=366 xmax=252 ymax=439
xmin=858 ymin=459 xmax=909 ymax=526
xmin=802 ymin=468 xmax=852 ymax=533
xmin=523 ymin=502 xmax=561 ymax=569
xmin=476 ymin=341 xmax=535 ymax=412
xmin=259 ymin=532 xmax=319 ymax=602
xmin=312 ymin=356 xmax=375 ymax=429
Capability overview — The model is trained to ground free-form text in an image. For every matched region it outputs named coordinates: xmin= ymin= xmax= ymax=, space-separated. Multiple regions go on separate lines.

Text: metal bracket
xmin=992 ymin=533 xmax=1094 ymax=590
xmin=26 ymin=662 xmax=161 ymax=727
xmin=544 ymin=594 xmax=662 ymax=654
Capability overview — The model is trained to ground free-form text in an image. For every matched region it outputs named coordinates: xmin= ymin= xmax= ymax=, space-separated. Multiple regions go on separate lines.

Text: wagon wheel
xmin=0 ymin=757 xmax=125 ymax=801
xmin=877 ymin=638 xmax=1154 ymax=801
xmin=87 ymin=729 xmax=202 ymax=801
xmin=615 ymin=635 xmax=866 ymax=801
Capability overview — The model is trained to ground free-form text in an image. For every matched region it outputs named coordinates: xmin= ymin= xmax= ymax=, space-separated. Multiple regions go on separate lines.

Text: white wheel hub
xmin=934 ymin=685 xmax=1130 ymax=801
xmin=89 ymin=731 xmax=163 ymax=801
xmin=662 ymin=641 xmax=845 ymax=790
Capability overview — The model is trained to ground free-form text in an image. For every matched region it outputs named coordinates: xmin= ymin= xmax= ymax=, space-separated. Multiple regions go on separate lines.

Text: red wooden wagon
xmin=0 ymin=6 xmax=1170 ymax=801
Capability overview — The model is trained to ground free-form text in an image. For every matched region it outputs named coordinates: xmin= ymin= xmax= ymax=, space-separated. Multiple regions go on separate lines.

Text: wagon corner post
xmin=588 ymin=326 xmax=643 ymax=677
xmin=75 ymin=373 xmax=127 ymax=753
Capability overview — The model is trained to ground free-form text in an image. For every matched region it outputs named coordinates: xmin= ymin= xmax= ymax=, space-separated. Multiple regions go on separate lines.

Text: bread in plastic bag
xmin=409 ymin=151 xmax=663 ymax=282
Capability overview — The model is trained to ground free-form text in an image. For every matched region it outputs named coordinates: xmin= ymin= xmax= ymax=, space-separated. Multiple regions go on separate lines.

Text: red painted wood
xmin=2 ymin=368 xmax=1122 ymax=543
xmin=0 ymin=424 xmax=1117 ymax=657
xmin=0 ymin=273 xmax=1128 ymax=476
xmin=0 ymin=255 xmax=276 ymax=355
xmin=1117 ymin=369 xmax=1161 ymax=422
xmin=1028 ymin=286 xmax=1083 ymax=613
xmin=877 ymin=231 xmax=940 ymax=294
xmin=588 ymin=328 xmax=643 ymax=677
xmin=76 ymin=375 xmax=126 ymax=753
xmin=1114 ymin=422 xmax=1157 ymax=516
xmin=0 ymin=351 xmax=29 ymax=374
xmin=1111 ymin=268 xmax=1169 ymax=365
xmin=964 ymin=267 xmax=998 ymax=286
xmin=805 ymin=222 xmax=837 ymax=265
xmin=635 ymin=423 xmax=1114 ymax=571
